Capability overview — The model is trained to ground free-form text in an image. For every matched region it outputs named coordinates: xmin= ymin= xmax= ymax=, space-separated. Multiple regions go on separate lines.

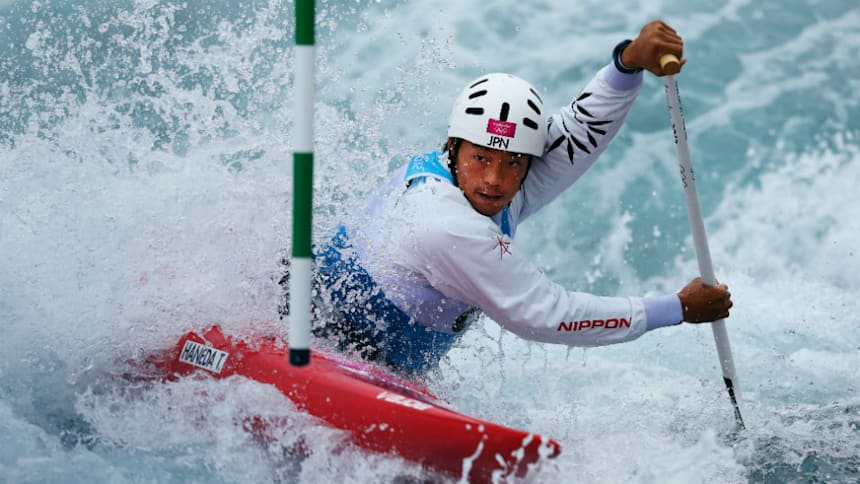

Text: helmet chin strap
xmin=520 ymin=156 xmax=533 ymax=186
xmin=443 ymin=138 xmax=462 ymax=187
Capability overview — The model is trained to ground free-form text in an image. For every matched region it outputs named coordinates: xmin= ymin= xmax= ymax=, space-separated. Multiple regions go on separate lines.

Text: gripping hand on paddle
xmin=621 ymin=20 xmax=686 ymax=76
xmin=678 ymin=277 xmax=733 ymax=323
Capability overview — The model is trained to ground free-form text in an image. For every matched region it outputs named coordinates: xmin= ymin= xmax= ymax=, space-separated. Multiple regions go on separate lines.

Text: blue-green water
xmin=1 ymin=0 xmax=858 ymax=482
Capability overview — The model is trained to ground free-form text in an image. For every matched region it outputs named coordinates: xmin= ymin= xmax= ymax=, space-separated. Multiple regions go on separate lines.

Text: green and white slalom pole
xmin=660 ymin=55 xmax=745 ymax=430
xmin=290 ymin=0 xmax=314 ymax=367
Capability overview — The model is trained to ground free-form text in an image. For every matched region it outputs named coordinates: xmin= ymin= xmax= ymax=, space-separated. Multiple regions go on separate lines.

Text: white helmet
xmin=447 ymin=73 xmax=546 ymax=157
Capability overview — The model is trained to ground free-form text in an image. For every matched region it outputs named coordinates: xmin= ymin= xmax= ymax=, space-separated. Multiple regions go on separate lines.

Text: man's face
xmin=453 ymin=140 xmax=530 ymax=216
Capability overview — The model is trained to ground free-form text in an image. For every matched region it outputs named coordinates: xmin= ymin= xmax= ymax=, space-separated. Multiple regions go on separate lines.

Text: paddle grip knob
xmin=660 ymin=54 xmax=681 ymax=75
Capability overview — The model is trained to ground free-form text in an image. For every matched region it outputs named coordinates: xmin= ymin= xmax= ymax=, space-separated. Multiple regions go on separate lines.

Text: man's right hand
xmin=678 ymin=277 xmax=733 ymax=323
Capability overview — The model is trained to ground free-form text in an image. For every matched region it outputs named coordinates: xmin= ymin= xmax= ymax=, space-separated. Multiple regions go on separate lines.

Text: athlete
xmin=285 ymin=20 xmax=733 ymax=374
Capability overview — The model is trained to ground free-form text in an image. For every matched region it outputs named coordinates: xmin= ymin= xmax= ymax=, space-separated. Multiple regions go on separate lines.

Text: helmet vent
xmin=470 ymin=78 xmax=489 ymax=88
xmin=465 ymin=107 xmax=484 ymax=115
xmin=529 ymin=88 xmax=543 ymax=103
xmin=527 ymin=100 xmax=541 ymax=115
xmin=499 ymin=102 xmax=510 ymax=121
xmin=468 ymin=90 xmax=488 ymax=99
xmin=522 ymin=118 xmax=539 ymax=130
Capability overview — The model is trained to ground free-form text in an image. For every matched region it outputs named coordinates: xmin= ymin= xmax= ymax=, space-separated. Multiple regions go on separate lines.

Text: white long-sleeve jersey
xmin=317 ymin=63 xmax=682 ymax=372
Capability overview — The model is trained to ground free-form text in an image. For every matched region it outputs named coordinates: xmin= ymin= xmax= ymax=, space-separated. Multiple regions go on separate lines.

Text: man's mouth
xmin=476 ymin=191 xmax=503 ymax=203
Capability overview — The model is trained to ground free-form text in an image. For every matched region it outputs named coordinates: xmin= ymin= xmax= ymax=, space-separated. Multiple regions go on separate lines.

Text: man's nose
xmin=484 ymin=160 xmax=503 ymax=185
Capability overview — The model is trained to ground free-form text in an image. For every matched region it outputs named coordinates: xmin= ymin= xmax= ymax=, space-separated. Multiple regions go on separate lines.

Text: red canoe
xmin=146 ymin=325 xmax=560 ymax=480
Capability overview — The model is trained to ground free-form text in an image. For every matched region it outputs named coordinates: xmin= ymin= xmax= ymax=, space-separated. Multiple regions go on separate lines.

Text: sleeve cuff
xmin=643 ymin=294 xmax=683 ymax=331
xmin=603 ymin=62 xmax=644 ymax=91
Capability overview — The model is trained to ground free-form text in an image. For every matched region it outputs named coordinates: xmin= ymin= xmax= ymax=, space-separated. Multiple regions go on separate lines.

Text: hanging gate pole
xmin=290 ymin=0 xmax=315 ymax=366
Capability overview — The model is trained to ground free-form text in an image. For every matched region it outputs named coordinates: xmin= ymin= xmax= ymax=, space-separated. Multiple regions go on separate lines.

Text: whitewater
xmin=1 ymin=0 xmax=858 ymax=482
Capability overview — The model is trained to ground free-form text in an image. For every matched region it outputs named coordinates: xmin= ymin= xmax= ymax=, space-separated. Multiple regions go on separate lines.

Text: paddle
xmin=660 ymin=54 xmax=746 ymax=430
xmin=290 ymin=0 xmax=315 ymax=366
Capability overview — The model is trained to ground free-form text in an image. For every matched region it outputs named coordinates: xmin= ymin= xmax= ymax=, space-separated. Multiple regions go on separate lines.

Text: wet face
xmin=452 ymin=140 xmax=530 ymax=216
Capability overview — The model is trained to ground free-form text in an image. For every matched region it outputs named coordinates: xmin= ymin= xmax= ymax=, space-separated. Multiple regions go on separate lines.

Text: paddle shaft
xmin=661 ymin=54 xmax=745 ymax=430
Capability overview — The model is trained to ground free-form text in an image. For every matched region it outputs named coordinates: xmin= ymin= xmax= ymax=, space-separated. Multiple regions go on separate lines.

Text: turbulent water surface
xmin=1 ymin=0 xmax=859 ymax=482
